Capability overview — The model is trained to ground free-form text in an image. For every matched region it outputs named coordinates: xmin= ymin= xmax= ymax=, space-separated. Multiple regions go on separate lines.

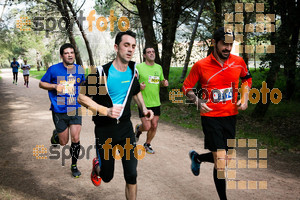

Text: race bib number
xmin=148 ymin=76 xmax=160 ymax=84
xmin=212 ymin=87 xmax=233 ymax=103
xmin=60 ymin=80 xmax=75 ymax=95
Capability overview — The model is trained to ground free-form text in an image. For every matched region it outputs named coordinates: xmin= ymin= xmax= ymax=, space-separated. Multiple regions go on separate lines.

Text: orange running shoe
xmin=91 ymin=158 xmax=101 ymax=186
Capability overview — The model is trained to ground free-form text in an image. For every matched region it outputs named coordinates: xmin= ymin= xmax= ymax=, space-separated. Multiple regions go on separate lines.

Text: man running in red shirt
xmin=182 ymin=27 xmax=252 ymax=200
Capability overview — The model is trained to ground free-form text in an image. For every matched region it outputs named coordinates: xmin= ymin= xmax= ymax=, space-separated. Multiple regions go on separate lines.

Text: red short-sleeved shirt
xmin=182 ymin=53 xmax=252 ymax=117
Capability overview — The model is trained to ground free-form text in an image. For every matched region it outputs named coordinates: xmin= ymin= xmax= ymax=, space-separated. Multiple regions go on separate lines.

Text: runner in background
xmin=135 ymin=47 xmax=168 ymax=154
xmin=21 ymin=59 xmax=31 ymax=88
xmin=11 ymin=57 xmax=20 ymax=85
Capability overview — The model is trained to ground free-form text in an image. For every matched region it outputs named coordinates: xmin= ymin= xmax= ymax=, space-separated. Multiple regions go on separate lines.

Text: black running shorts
xmin=52 ymin=111 xmax=82 ymax=133
xmin=201 ymin=115 xmax=237 ymax=152
xmin=138 ymin=106 xmax=161 ymax=118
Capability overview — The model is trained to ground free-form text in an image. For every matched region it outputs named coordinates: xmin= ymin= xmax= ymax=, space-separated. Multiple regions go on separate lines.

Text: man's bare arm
xmin=39 ymin=81 xmax=59 ymax=91
xmin=133 ymin=92 xmax=154 ymax=120
xmin=186 ymin=90 xmax=213 ymax=113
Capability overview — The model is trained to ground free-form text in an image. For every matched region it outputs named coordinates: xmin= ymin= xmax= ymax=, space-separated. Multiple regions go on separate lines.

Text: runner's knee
xmin=124 ymin=170 xmax=137 ymax=185
xmin=101 ymin=173 xmax=114 ymax=183
xmin=71 ymin=135 xmax=80 ymax=143
xmin=59 ymin=135 xmax=68 ymax=146
xmin=142 ymin=123 xmax=151 ymax=131
xmin=59 ymin=140 xmax=68 ymax=146
xmin=151 ymin=122 xmax=158 ymax=130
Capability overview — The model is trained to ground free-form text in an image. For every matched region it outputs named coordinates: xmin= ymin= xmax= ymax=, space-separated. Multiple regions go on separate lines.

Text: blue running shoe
xmin=189 ymin=150 xmax=201 ymax=176
xmin=71 ymin=164 xmax=81 ymax=178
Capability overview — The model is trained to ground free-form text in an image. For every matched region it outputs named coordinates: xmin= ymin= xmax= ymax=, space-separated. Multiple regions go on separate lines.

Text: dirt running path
xmin=0 ymin=69 xmax=299 ymax=200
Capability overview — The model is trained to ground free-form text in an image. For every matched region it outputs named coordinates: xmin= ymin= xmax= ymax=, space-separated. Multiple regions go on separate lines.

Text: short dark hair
xmin=115 ymin=30 xmax=136 ymax=46
xmin=213 ymin=27 xmax=235 ymax=44
xmin=13 ymin=57 xmax=16 ymax=60
xmin=143 ymin=46 xmax=154 ymax=54
xmin=60 ymin=43 xmax=75 ymax=56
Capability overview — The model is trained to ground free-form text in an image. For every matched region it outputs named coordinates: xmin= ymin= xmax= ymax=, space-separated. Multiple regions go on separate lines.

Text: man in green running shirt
xmin=135 ymin=47 xmax=168 ymax=154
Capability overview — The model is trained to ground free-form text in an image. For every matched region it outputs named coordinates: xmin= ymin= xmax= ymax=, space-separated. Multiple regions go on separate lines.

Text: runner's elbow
xmin=39 ymin=82 xmax=43 ymax=89
xmin=77 ymin=94 xmax=87 ymax=106
xmin=77 ymin=94 xmax=83 ymax=105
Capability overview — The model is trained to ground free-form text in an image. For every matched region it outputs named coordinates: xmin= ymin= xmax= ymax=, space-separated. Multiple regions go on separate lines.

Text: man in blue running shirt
xmin=39 ymin=43 xmax=85 ymax=178
xmin=11 ymin=57 xmax=20 ymax=85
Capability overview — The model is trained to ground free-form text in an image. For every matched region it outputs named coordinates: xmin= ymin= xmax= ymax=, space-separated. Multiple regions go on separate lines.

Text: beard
xmin=216 ymin=45 xmax=230 ymax=60
xmin=63 ymin=58 xmax=74 ymax=66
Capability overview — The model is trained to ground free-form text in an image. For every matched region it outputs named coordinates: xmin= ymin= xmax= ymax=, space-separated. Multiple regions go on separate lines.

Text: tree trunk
xmin=214 ymin=0 xmax=222 ymax=29
xmin=66 ymin=0 xmax=95 ymax=66
xmin=160 ymin=0 xmax=182 ymax=101
xmin=285 ymin=0 xmax=299 ymax=100
xmin=252 ymin=0 xmax=289 ymax=118
xmin=0 ymin=0 xmax=8 ymax=19
xmin=53 ymin=0 xmax=83 ymax=66
xmin=136 ymin=27 xmax=143 ymax=63
xmin=180 ymin=0 xmax=206 ymax=81
xmin=242 ymin=11 xmax=251 ymax=66
xmin=207 ymin=0 xmax=222 ymax=57
xmin=135 ymin=0 xmax=161 ymax=64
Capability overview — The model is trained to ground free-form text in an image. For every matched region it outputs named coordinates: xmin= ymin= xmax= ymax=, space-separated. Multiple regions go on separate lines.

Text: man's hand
xmin=237 ymin=99 xmax=248 ymax=110
xmin=143 ymin=109 xmax=154 ymax=121
xmin=195 ymin=98 xmax=213 ymax=113
xmin=161 ymin=79 xmax=168 ymax=87
xmin=140 ymin=82 xmax=146 ymax=90
xmin=55 ymin=84 xmax=64 ymax=93
xmin=238 ymin=83 xmax=249 ymax=111
xmin=107 ymin=105 xmax=123 ymax=118
xmin=186 ymin=90 xmax=212 ymax=113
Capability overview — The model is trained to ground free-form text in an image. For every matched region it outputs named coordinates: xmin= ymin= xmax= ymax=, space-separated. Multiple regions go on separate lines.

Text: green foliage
xmin=168 ymin=67 xmax=191 ymax=90
xmin=30 ymin=69 xmax=46 ymax=80
xmin=237 ymin=101 xmax=300 ymax=152
xmin=250 ymin=68 xmax=300 ymax=100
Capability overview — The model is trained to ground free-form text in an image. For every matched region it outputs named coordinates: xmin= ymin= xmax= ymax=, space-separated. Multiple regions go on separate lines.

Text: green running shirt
xmin=136 ymin=62 xmax=164 ymax=107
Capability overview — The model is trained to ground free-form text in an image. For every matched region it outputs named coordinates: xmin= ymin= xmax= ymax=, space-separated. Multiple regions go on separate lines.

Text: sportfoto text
xmin=44 ymin=138 xmax=146 ymax=166
xmin=32 ymin=10 xmax=129 ymax=33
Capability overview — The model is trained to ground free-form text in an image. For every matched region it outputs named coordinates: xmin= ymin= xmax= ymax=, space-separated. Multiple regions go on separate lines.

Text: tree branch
xmin=75 ymin=0 xmax=86 ymax=14
xmin=181 ymin=0 xmax=197 ymax=12
xmin=115 ymin=0 xmax=139 ymax=15
xmin=46 ymin=0 xmax=56 ymax=5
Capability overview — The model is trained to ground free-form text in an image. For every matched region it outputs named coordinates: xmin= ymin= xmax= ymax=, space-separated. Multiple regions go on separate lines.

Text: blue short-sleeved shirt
xmin=107 ymin=64 xmax=132 ymax=105
xmin=11 ymin=61 xmax=20 ymax=73
xmin=41 ymin=62 xmax=85 ymax=113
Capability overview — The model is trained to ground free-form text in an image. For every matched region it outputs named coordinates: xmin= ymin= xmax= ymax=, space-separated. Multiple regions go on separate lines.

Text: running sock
xmin=196 ymin=152 xmax=214 ymax=163
xmin=70 ymin=142 xmax=81 ymax=165
xmin=213 ymin=168 xmax=227 ymax=200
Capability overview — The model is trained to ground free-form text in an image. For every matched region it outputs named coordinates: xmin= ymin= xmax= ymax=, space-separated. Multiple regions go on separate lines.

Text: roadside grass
xmin=236 ymin=101 xmax=300 ymax=152
xmin=30 ymin=69 xmax=46 ymax=80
